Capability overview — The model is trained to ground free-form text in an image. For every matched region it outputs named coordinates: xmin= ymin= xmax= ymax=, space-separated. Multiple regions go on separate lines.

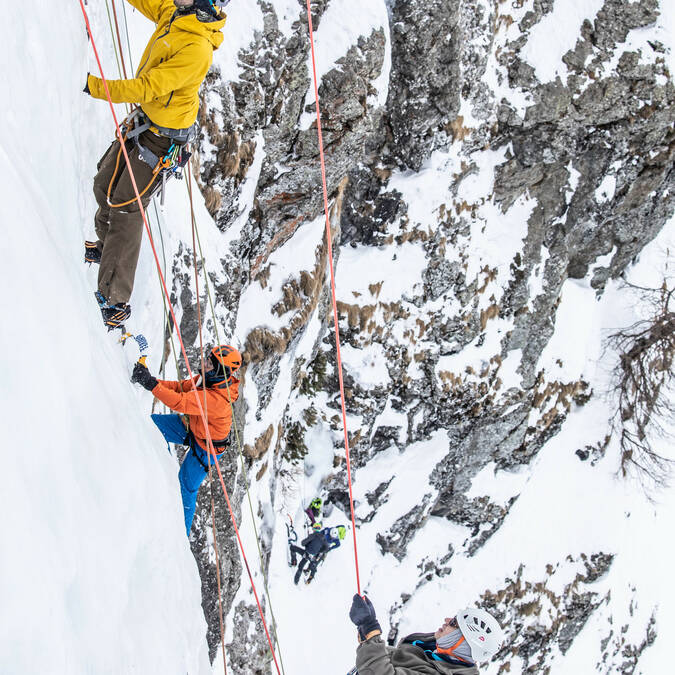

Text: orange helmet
xmin=210 ymin=345 xmax=242 ymax=375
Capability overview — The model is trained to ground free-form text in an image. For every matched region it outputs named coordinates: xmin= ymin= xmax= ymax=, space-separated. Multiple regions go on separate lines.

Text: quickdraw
xmin=106 ymin=111 xmax=192 ymax=209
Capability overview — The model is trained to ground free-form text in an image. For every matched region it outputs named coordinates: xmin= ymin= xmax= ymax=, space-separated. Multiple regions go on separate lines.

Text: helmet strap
xmin=435 ymin=636 xmax=473 ymax=664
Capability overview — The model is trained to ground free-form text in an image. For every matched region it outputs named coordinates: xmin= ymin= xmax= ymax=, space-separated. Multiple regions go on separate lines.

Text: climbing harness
xmin=185 ymin=430 xmax=231 ymax=473
xmin=124 ymin=107 xmax=197 ymax=145
xmin=106 ymin=108 xmax=194 ymax=208
xmin=78 ymin=4 xmax=282 ymax=674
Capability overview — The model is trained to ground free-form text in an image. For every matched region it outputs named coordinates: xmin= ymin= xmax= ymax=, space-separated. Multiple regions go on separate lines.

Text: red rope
xmin=105 ymin=16 xmax=226 ymax=669
xmin=305 ymin=0 xmax=362 ymax=595
xmin=78 ymin=4 xmax=281 ymax=673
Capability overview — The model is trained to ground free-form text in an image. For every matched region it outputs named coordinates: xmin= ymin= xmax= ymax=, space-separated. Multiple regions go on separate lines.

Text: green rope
xmin=185 ymin=172 xmax=287 ymax=675
xmin=120 ymin=0 xmax=135 ymax=75
xmin=116 ymin=9 xmax=230 ymax=670
xmin=104 ymin=0 xmax=123 ymax=80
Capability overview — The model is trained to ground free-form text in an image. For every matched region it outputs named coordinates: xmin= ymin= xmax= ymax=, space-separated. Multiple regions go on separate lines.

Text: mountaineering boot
xmin=84 ymin=240 xmax=101 ymax=264
xmin=102 ymin=304 xmax=131 ymax=330
xmin=95 ymin=290 xmax=131 ymax=330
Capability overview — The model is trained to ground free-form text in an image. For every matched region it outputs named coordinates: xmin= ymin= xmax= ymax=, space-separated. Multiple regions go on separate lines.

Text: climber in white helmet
xmin=348 ymin=594 xmax=505 ymax=674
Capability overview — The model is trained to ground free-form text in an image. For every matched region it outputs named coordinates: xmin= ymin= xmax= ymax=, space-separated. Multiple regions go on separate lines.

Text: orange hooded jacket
xmin=152 ymin=374 xmax=239 ymax=451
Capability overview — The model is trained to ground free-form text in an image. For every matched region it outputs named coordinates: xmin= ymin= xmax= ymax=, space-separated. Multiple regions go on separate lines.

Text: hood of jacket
xmin=169 ymin=8 xmax=225 ymax=48
xmin=400 ymin=633 xmax=479 ymax=672
xmin=355 ymin=633 xmax=480 ymax=675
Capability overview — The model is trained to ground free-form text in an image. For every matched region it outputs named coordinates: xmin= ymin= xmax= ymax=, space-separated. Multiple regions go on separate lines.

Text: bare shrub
xmin=608 ymin=279 xmax=675 ymax=484
xmin=283 ymin=421 xmax=308 ymax=464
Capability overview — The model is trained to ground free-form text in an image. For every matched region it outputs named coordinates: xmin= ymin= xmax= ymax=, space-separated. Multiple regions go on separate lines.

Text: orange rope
xmin=78 ymin=4 xmax=281 ymax=672
xmin=304 ymin=0 xmax=362 ymax=594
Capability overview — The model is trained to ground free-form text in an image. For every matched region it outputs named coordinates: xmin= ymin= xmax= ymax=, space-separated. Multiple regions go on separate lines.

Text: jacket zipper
xmin=135 ymin=15 xmax=175 ymax=77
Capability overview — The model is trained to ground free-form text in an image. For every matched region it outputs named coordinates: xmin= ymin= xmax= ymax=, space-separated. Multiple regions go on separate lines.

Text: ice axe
xmin=120 ymin=332 xmax=149 ymax=365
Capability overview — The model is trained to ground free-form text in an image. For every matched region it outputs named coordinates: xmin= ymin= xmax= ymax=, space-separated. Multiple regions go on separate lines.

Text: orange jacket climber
xmin=132 ymin=344 xmax=241 ymax=450
xmin=131 ymin=344 xmax=243 ymax=534
xmin=152 ymin=373 xmax=239 ymax=450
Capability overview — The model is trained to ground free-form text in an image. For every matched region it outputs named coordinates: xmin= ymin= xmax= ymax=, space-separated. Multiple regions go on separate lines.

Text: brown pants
xmin=92 ymin=130 xmax=172 ymax=305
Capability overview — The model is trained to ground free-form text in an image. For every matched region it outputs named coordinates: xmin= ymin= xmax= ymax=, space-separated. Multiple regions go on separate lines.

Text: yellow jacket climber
xmin=87 ymin=0 xmax=226 ymax=130
xmin=84 ymin=0 xmax=229 ymax=330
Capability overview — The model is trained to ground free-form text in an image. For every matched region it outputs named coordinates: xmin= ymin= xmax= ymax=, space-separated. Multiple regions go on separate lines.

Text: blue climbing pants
xmin=151 ymin=414 xmax=223 ymax=535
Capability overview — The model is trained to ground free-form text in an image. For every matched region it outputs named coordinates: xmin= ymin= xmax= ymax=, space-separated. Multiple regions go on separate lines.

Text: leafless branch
xmin=607 ymin=279 xmax=675 ymax=486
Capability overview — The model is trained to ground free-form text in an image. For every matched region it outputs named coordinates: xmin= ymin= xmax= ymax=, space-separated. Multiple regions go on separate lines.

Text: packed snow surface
xmin=299 ymin=0 xmax=390 ymax=129
xmin=0 ymin=3 xmax=210 ymax=673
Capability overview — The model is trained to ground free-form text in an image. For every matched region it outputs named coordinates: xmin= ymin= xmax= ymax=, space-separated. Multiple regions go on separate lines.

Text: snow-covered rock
xmin=3 ymin=1 xmax=674 ymax=674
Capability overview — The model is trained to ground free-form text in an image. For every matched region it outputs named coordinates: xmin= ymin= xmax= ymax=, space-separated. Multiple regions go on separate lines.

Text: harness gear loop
xmin=106 ymin=110 xmax=192 ymax=209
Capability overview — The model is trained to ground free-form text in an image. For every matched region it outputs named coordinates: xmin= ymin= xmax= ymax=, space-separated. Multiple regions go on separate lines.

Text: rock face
xmin=175 ymin=0 xmax=673 ymax=670
xmin=385 ymin=0 xmax=462 ymax=170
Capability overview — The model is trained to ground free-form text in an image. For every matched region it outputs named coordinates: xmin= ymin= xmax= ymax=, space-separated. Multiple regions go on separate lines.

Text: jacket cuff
xmin=88 ymin=74 xmax=102 ymax=99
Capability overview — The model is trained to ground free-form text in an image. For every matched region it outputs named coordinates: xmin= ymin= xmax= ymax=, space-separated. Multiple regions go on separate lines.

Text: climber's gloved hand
xmin=83 ymin=73 xmax=91 ymax=95
xmin=350 ymin=594 xmax=381 ymax=641
xmin=131 ymin=361 xmax=158 ymax=391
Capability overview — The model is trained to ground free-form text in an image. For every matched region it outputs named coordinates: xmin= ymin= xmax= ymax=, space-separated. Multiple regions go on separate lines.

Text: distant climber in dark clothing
xmin=290 ymin=525 xmax=346 ymax=584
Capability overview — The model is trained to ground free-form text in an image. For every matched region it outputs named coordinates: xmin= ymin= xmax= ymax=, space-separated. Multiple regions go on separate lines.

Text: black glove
xmin=349 ymin=594 xmax=381 ymax=640
xmin=131 ymin=362 xmax=158 ymax=391
xmin=83 ymin=73 xmax=91 ymax=95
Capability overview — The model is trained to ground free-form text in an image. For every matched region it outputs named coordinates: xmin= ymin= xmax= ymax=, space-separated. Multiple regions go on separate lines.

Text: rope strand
xmin=109 ymin=0 xmax=128 ymax=79
xmin=185 ymin=170 xmax=287 ymax=675
xmin=77 ymin=5 xmax=282 ymax=672
xmin=190 ymin=205 xmax=228 ymax=675
xmin=304 ymin=0 xmax=362 ymax=595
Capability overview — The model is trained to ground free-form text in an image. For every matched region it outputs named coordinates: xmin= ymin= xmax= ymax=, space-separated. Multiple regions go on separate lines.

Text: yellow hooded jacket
xmin=88 ymin=0 xmax=225 ymax=130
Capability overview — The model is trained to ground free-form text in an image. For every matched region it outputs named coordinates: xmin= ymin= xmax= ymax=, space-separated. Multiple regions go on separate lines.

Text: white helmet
xmin=456 ymin=608 xmax=504 ymax=661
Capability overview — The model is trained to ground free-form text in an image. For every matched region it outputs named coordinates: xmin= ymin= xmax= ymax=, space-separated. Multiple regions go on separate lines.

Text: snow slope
xmin=0 ymin=4 xmax=210 ymax=673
